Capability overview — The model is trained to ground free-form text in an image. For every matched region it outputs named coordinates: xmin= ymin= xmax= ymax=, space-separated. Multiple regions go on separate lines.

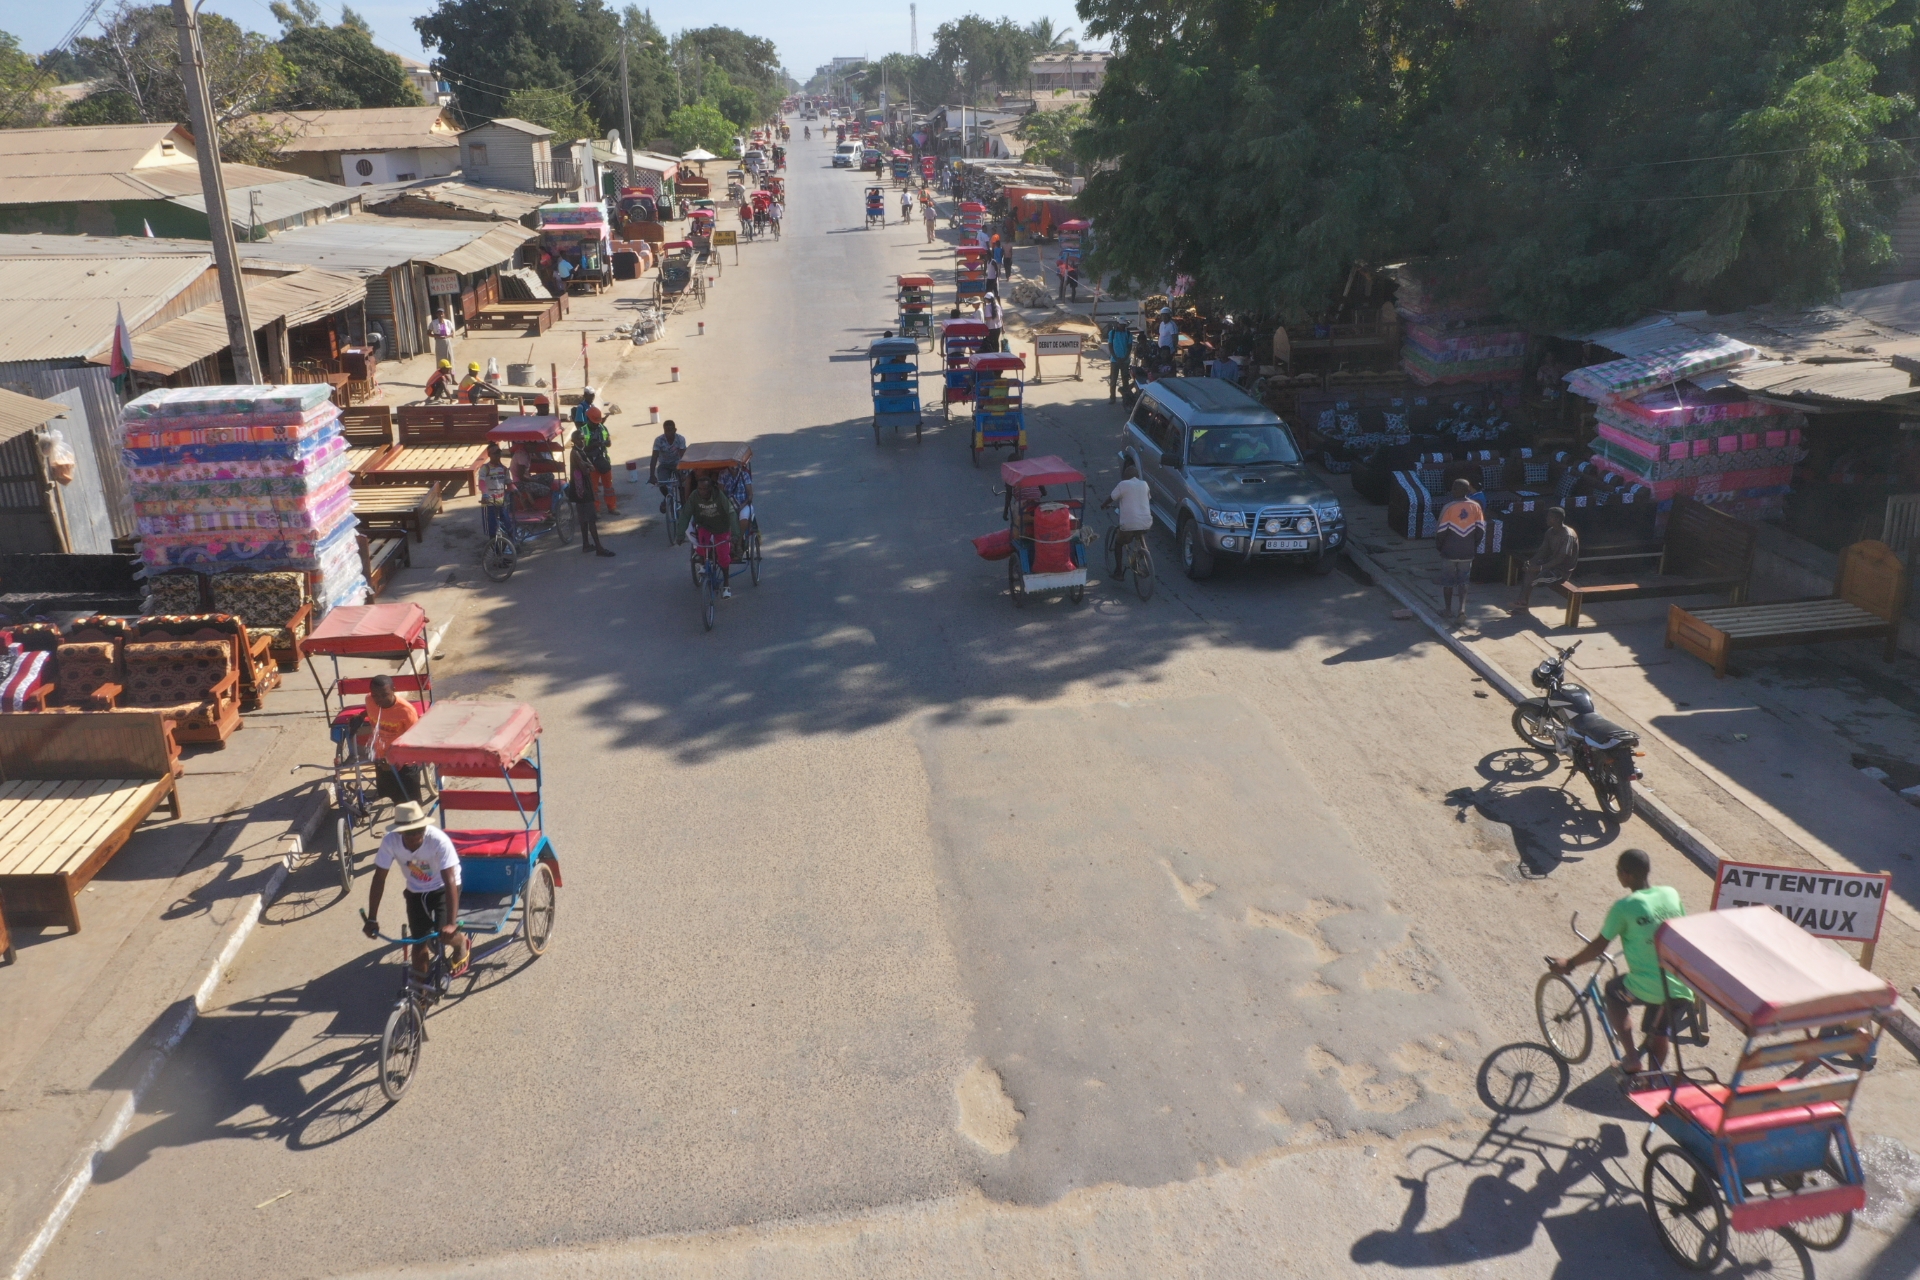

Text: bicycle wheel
xmin=1534 ymin=971 xmax=1593 ymax=1063
xmin=1776 ymin=1152 xmax=1854 ymax=1252
xmin=1643 ymin=1145 xmax=1728 ymax=1271
xmin=1131 ymin=543 xmax=1155 ymax=601
xmin=378 ymin=1001 xmax=423 ymax=1103
xmin=333 ymin=812 xmax=355 ymax=895
xmin=663 ymin=490 xmax=681 ymax=545
xmin=553 ymin=498 xmax=576 ymax=547
xmin=689 ymin=547 xmax=704 ymax=589
xmin=482 ymin=533 xmax=516 ymax=582
xmin=520 ymin=861 xmax=556 ymax=956
xmin=703 ymin=565 xmax=718 ymax=631
xmin=748 ymin=529 xmax=762 ymax=585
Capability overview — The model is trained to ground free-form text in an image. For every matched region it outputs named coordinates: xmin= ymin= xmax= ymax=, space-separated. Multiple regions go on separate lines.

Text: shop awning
xmin=423 ymin=223 xmax=536 ymax=276
xmin=0 ymin=386 xmax=69 ymax=445
xmin=1724 ymin=360 xmax=1920 ymax=410
xmin=91 ymin=267 xmax=366 ymax=375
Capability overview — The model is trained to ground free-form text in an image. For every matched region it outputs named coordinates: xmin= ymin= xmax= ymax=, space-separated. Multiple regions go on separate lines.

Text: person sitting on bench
xmin=1508 ymin=507 xmax=1580 ymax=616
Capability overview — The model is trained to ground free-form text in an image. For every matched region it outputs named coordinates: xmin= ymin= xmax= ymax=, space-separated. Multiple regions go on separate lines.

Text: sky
xmin=11 ymin=0 xmax=1094 ymax=88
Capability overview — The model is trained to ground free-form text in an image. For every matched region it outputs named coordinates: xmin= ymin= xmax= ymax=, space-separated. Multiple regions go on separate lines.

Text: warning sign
xmin=1709 ymin=860 xmax=1893 ymax=943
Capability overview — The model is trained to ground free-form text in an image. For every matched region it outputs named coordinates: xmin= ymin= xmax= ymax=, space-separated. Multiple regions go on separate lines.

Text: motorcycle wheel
xmin=1593 ymin=758 xmax=1635 ymax=823
xmin=1511 ymin=702 xmax=1558 ymax=752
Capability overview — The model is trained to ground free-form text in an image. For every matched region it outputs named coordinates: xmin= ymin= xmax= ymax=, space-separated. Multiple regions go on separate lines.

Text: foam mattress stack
xmin=121 ymin=384 xmax=368 ymax=610
xmin=1566 ymin=340 xmax=1801 ymax=521
xmin=1394 ymin=277 xmax=1525 ymax=387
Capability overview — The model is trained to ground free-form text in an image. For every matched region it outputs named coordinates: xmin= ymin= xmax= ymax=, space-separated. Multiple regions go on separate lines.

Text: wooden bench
xmin=0 ymin=711 xmax=181 ymax=934
xmin=353 ymin=481 xmax=448 ymax=543
xmin=339 ymin=405 xmax=394 ymax=448
xmin=357 ymin=532 xmax=410 ymax=599
xmin=1667 ymin=539 xmax=1908 ymax=677
xmin=1550 ymin=500 xmax=1757 ymax=628
xmin=395 ymin=403 xmax=499 ymax=447
xmin=359 ymin=442 xmax=487 ymax=497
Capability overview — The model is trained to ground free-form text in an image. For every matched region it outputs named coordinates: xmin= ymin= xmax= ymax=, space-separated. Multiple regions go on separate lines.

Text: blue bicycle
xmin=1535 ymin=912 xmax=1708 ymax=1069
xmin=361 ymin=913 xmax=456 ymax=1103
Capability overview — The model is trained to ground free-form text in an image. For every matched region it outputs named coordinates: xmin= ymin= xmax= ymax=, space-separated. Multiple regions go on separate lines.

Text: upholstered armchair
xmin=209 ymin=571 xmax=312 ymax=670
xmin=119 ymin=638 xmax=241 ymax=746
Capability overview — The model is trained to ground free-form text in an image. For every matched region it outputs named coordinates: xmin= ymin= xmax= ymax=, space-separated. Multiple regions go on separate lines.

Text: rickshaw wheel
xmin=1008 ymin=557 xmax=1025 ymax=608
xmin=1069 ymin=584 xmax=1085 ymax=603
xmin=554 ymin=498 xmax=576 ymax=546
xmin=1534 ymin=971 xmax=1593 ymax=1063
xmin=971 ymin=443 xmax=982 ymax=468
xmin=482 ymin=534 xmax=516 ymax=582
xmin=689 ymin=545 xmax=704 ymax=589
xmin=1643 ymin=1145 xmax=1728 ymax=1271
xmin=334 ymin=813 xmax=355 ymax=895
xmin=521 ymin=861 xmax=556 ymax=956
xmin=748 ymin=530 xmax=762 ymax=585
xmin=378 ymin=1002 xmax=423 ymax=1103
xmin=1776 ymin=1154 xmax=1854 ymax=1251
xmin=873 ymin=419 xmax=882 ymax=445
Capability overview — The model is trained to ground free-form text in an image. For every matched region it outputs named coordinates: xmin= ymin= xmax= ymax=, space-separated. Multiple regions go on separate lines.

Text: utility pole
xmin=911 ymin=3 xmax=918 ymax=57
xmin=618 ymin=23 xmax=636 ymax=189
xmin=172 ymin=0 xmax=257 ymax=383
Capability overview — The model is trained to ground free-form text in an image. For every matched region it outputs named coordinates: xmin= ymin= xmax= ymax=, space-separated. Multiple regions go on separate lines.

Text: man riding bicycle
xmin=363 ymin=801 xmax=469 ymax=979
xmin=675 ymin=472 xmax=740 ymax=599
xmin=1102 ymin=460 xmax=1153 ymax=579
xmin=1550 ymin=848 xmax=1699 ymax=1076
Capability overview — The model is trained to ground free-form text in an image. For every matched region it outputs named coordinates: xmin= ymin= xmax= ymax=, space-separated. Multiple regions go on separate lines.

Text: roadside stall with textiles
xmin=1566 ymin=336 xmax=1806 ymax=526
xmin=120 ymin=385 xmax=368 ymax=614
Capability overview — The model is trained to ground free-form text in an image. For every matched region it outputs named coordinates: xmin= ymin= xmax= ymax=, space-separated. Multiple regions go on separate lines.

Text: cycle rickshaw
xmin=481 ymin=415 xmax=574 ymax=581
xmin=363 ymin=699 xmax=560 ymax=1101
xmin=301 ymin=601 xmax=435 ymax=892
xmin=677 ymin=441 xmax=762 ymax=630
xmin=1543 ymin=905 xmax=1895 ymax=1268
xmin=968 ymin=351 xmax=1027 ymax=467
xmin=864 ymin=186 xmax=886 ymax=229
xmin=994 ymin=455 xmax=1089 ymax=607
xmin=940 ymin=318 xmax=990 ymax=422
xmin=868 ymin=336 xmax=923 ymax=444
xmin=897 ymin=273 xmax=934 ymax=343
xmin=954 ymin=244 xmax=989 ymax=311
xmin=656 ymin=241 xmax=705 ymax=311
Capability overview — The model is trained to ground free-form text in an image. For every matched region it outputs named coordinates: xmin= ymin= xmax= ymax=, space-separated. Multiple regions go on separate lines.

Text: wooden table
xmin=359 ymin=443 xmax=487 ymax=497
xmin=352 ymin=481 xmax=448 ymax=543
xmin=1 ymin=780 xmax=184 ymax=932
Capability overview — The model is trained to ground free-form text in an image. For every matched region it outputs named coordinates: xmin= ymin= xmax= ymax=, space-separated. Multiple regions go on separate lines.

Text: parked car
xmin=1119 ymin=378 xmax=1345 ymax=579
xmin=833 ymin=142 xmax=857 ymax=167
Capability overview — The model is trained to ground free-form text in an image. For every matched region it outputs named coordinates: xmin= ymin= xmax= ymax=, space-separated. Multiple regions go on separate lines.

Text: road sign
xmin=1031 ymin=332 xmax=1083 ymax=383
xmin=712 ymin=230 xmax=738 ymax=246
xmin=1710 ymin=860 xmax=1892 ymax=944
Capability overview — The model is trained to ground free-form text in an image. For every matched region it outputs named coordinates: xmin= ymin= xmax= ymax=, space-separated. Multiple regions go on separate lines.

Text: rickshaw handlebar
xmin=360 ymin=908 xmax=448 ymax=948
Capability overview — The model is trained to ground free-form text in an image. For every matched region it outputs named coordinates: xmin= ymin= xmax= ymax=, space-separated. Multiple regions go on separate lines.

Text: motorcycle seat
xmin=1571 ymin=711 xmax=1635 ymax=747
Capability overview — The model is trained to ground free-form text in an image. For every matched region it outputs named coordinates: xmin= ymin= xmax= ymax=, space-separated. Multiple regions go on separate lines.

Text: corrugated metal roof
xmin=0 ymin=386 xmax=70 ymax=444
xmin=462 ymin=117 xmax=551 ymax=138
xmin=361 ymin=180 xmax=547 ymax=220
xmin=591 ymin=143 xmax=676 ymax=173
xmin=0 ymin=255 xmax=212 ymax=363
xmin=233 ymin=215 xmax=529 ymax=275
xmin=169 ymin=176 xmax=362 ymax=228
xmin=1726 ymin=360 xmax=1920 ymax=407
xmin=0 ymin=161 xmax=317 ymax=206
xmin=0 ymin=233 xmax=208 ymax=258
xmin=247 ymin=106 xmax=461 ymax=154
xmin=101 ymin=268 xmax=367 ymax=374
xmin=0 ymin=123 xmax=188 ymax=172
xmin=423 ymin=223 xmax=536 ymax=274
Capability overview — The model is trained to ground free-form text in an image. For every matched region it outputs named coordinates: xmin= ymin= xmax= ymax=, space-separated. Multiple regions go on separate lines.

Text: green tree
xmin=72 ymin=2 xmax=287 ymax=127
xmin=0 ymin=30 xmax=53 ymax=128
xmin=1015 ymin=103 xmax=1086 ymax=171
xmin=271 ymin=1 xmax=420 ymax=111
xmin=616 ymin=6 xmax=677 ymax=146
xmin=62 ymin=88 xmax=142 ymax=125
xmin=673 ymin=26 xmax=783 ymax=123
xmin=414 ymin=0 xmax=622 ymax=130
xmin=931 ymin=15 xmax=1032 ymax=103
xmin=666 ymin=100 xmax=734 ymax=155
xmin=503 ymin=85 xmax=597 ymax=137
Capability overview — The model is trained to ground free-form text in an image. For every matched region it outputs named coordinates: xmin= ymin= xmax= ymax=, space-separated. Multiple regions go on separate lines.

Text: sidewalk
xmin=0 ymin=684 xmax=332 ymax=1278
xmin=1331 ymin=475 xmax=1920 ymax=1005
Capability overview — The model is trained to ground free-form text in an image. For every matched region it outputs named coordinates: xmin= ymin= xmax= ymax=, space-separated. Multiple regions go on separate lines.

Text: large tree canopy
xmin=414 ymin=0 xmax=623 ymax=130
xmin=1075 ymin=0 xmax=1916 ymax=329
xmin=271 ymin=0 xmax=420 ymax=111
xmin=674 ymin=26 xmax=784 ymax=125
xmin=69 ymin=2 xmax=287 ymax=128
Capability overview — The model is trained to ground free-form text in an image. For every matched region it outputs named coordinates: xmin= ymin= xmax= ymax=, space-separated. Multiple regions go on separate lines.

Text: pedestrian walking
xmin=568 ymin=434 xmax=615 ymax=556
xmin=981 ymin=288 xmax=1004 ymax=355
xmin=1434 ymin=478 xmax=1486 ymax=622
xmin=923 ymin=198 xmax=937 ymax=242
xmin=571 ymin=387 xmax=617 ymax=515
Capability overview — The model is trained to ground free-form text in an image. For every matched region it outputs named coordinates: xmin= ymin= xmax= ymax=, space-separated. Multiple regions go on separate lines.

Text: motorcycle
xmin=1510 ymin=640 xmax=1643 ymax=822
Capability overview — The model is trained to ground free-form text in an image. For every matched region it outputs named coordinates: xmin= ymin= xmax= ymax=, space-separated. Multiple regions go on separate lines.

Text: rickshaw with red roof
xmin=940 ymin=318 xmax=990 ymax=421
xmin=968 ymin=351 xmax=1027 ymax=467
xmin=980 ymin=455 xmax=1088 ymax=607
xmin=361 ymin=699 xmax=560 ymax=1101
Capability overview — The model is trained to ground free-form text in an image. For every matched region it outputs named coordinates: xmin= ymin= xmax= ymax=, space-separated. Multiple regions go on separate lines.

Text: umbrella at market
xmin=680 ymin=148 xmax=718 ymax=162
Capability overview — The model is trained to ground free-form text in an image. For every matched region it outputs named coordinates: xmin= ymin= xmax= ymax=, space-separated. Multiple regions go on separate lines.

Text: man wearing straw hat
xmin=363 ymin=801 xmax=469 ymax=978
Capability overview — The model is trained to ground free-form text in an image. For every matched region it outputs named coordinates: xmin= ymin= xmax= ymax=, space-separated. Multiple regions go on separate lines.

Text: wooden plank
xmin=1723 ymin=1077 xmax=1859 ymax=1119
xmin=0 ymin=780 xmax=88 ymax=853
xmin=1739 ymin=1030 xmax=1874 ymax=1073
xmin=44 ymin=784 xmax=153 ymax=876
xmin=13 ymin=783 xmax=132 ymax=876
xmin=0 ymin=778 xmax=62 ymax=838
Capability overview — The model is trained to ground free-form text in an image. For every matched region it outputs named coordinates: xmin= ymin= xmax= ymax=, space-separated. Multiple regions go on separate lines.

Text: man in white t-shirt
xmin=362 ymin=801 xmax=468 ymax=977
xmin=1103 ymin=460 xmax=1154 ymax=578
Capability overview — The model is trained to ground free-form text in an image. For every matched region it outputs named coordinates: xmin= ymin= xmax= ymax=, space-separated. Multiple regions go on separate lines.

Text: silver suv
xmin=1120 ymin=378 xmax=1345 ymax=579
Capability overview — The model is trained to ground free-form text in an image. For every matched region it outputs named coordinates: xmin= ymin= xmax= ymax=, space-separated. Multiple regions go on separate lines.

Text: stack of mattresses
xmin=121 ymin=384 xmax=368 ymax=612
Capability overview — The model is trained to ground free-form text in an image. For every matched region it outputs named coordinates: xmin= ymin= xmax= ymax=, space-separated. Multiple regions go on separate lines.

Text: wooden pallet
xmin=351 ymin=481 xmax=448 ymax=543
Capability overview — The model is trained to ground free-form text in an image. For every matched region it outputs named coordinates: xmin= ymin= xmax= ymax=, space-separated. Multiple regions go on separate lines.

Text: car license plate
xmin=1265 ymin=538 xmax=1309 ymax=551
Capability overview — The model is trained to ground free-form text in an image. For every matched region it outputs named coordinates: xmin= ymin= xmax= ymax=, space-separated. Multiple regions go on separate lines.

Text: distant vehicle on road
xmin=1119 ymin=378 xmax=1345 ymax=580
xmin=833 ymin=142 xmax=856 ymax=168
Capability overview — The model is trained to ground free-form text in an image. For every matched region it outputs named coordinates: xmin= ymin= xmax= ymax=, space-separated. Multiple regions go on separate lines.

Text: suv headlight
xmin=1207 ymin=508 xmax=1247 ymax=529
xmin=1312 ymin=500 xmax=1344 ymax=525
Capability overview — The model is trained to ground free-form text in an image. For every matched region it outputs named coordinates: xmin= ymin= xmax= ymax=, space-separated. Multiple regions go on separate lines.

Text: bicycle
xmin=1535 ymin=912 xmax=1708 ymax=1068
xmin=481 ymin=482 xmax=575 ymax=582
xmin=292 ymin=714 xmax=421 ymax=895
xmin=657 ymin=473 xmax=683 ymax=545
xmin=361 ymin=913 xmax=455 ymax=1103
xmin=1101 ymin=508 xmax=1155 ymax=601
xmin=693 ymin=534 xmax=728 ymax=631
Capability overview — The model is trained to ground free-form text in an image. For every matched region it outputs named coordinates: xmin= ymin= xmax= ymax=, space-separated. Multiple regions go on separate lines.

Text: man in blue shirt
xmin=1107 ymin=323 xmax=1134 ymax=401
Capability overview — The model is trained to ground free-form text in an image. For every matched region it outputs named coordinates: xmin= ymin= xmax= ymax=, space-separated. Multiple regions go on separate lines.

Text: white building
xmin=1028 ymin=51 xmax=1110 ymax=93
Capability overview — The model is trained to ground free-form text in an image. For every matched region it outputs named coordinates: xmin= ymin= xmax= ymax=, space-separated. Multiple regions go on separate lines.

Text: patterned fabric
xmin=62 ymin=616 xmax=132 ymax=643
xmin=145 ymin=574 xmax=205 ymax=615
xmin=209 ymin=571 xmax=307 ymax=635
xmin=0 ymin=647 xmax=50 ymax=710
xmin=52 ymin=642 xmax=120 ymax=709
xmin=121 ymin=640 xmax=231 ymax=726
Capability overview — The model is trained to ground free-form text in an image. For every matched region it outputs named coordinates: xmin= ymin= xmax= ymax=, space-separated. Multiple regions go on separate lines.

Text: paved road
xmin=36 ymin=128 xmax=1920 ymax=1279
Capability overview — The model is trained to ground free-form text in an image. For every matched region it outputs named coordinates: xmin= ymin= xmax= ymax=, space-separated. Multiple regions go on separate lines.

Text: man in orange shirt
xmin=357 ymin=674 xmax=422 ymax=804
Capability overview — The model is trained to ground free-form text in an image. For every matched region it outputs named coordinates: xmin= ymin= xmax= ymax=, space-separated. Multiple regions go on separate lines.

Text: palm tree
xmin=1023 ymin=18 xmax=1078 ymax=54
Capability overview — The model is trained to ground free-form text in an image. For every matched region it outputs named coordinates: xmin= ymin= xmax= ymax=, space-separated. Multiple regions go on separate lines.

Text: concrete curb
xmin=1343 ymin=544 xmax=1920 ymax=1062
xmin=5 ymin=799 xmax=327 ymax=1280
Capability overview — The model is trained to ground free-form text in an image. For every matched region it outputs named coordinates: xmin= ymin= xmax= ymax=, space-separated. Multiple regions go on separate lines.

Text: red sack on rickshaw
xmin=971 ymin=528 xmax=1013 ymax=561
xmin=1032 ymin=503 xmax=1075 ymax=572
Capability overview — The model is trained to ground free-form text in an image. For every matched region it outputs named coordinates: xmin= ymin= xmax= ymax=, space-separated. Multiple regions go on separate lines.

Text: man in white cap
xmin=363 ymin=801 xmax=468 ymax=978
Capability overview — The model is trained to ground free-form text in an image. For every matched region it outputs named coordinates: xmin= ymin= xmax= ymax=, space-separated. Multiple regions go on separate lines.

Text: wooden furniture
xmin=128 ymin=614 xmax=277 ymax=712
xmin=359 ymin=442 xmax=486 ymax=497
xmin=1666 ymin=539 xmax=1909 ymax=677
xmin=208 ymin=571 xmax=314 ymax=671
xmin=0 ymin=711 xmax=182 ymax=933
xmin=395 ymin=404 xmax=498 ymax=446
xmin=357 ymin=532 xmax=410 ymax=599
xmin=119 ymin=635 xmax=244 ymax=745
xmin=353 ymin=481 xmax=449 ymax=543
xmin=1549 ymin=500 xmax=1758 ymax=628
xmin=339 ymin=405 xmax=394 ymax=448
xmin=469 ymin=301 xmax=561 ymax=334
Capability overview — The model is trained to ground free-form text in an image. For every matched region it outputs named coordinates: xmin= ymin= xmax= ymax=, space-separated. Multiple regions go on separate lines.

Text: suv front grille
xmin=1252 ymin=505 xmax=1315 ymax=537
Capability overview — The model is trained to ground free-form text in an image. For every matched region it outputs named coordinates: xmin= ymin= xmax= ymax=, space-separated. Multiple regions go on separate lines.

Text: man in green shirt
xmin=1550 ymin=848 xmax=1696 ymax=1076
